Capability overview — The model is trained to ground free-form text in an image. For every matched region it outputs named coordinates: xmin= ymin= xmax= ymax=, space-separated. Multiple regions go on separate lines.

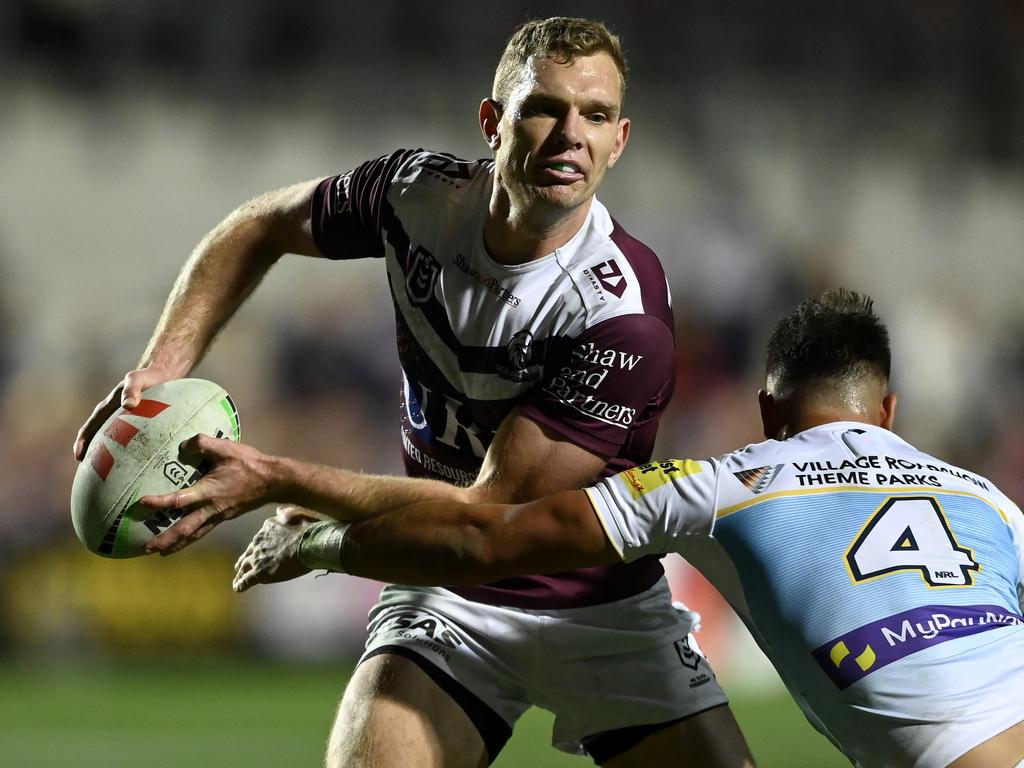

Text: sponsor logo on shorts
xmin=812 ymin=604 xmax=1024 ymax=690
xmin=675 ymin=636 xmax=702 ymax=670
xmin=379 ymin=610 xmax=465 ymax=663
xmin=733 ymin=464 xmax=785 ymax=494
xmin=675 ymin=636 xmax=714 ymax=688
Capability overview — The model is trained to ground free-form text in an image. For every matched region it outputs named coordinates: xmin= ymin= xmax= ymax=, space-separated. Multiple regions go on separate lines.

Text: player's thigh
xmin=949 ymin=718 xmax=1024 ymax=768
xmin=328 ymin=653 xmax=488 ymax=768
xmin=601 ymin=704 xmax=755 ymax=768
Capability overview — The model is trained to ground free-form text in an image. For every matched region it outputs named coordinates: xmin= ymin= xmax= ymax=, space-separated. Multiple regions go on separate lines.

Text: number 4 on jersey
xmin=846 ymin=496 xmax=979 ymax=587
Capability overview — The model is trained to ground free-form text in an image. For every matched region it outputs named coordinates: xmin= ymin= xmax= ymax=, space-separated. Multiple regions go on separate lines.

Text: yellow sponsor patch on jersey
xmin=622 ymin=459 xmax=702 ymax=499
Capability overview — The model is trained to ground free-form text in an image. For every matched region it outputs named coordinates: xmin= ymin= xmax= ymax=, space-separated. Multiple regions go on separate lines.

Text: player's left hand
xmin=232 ymin=506 xmax=317 ymax=592
xmin=141 ymin=434 xmax=279 ymax=555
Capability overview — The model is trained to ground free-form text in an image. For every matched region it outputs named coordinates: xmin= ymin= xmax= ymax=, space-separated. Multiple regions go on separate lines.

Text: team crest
xmin=406 ymin=246 xmax=441 ymax=305
xmin=734 ymin=464 xmax=785 ymax=494
xmin=497 ymin=330 xmax=543 ymax=383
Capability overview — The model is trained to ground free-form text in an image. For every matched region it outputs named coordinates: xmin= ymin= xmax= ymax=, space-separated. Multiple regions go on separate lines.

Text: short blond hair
xmin=492 ymin=17 xmax=628 ymax=107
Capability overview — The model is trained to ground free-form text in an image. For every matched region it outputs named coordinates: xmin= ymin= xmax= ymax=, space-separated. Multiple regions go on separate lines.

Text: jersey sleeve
xmin=310 ymin=148 xmax=421 ymax=260
xmin=584 ymin=458 xmax=720 ymax=561
xmin=519 ymin=313 xmax=675 ymax=457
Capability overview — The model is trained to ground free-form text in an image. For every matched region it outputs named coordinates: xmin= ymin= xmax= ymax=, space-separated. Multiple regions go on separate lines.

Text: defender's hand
xmin=232 ymin=506 xmax=318 ymax=592
xmin=73 ymin=365 xmax=175 ymax=460
xmin=141 ymin=434 xmax=279 ymax=555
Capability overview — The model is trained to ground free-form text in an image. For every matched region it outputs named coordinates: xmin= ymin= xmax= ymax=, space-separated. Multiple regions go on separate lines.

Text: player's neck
xmin=781 ymin=406 xmax=883 ymax=440
xmin=767 ymin=381 xmax=893 ymax=440
xmin=484 ymin=193 xmax=592 ymax=265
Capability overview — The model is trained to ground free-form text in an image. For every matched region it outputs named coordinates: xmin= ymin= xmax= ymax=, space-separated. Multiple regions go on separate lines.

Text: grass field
xmin=0 ymin=660 xmax=847 ymax=767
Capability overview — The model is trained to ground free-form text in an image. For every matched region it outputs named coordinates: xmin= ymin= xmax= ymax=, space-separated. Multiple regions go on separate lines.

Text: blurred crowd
xmin=2 ymin=1 xmax=1023 ymax=673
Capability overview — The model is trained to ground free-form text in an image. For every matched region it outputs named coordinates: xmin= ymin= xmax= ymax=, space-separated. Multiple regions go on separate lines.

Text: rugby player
xmin=235 ymin=289 xmax=1024 ymax=768
xmin=74 ymin=17 xmax=754 ymax=768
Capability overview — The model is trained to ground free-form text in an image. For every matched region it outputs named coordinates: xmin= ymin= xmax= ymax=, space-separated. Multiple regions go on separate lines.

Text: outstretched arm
xmin=143 ymin=408 xmax=608 ymax=554
xmin=73 ymin=180 xmax=320 ymax=460
xmin=231 ymin=490 xmax=619 ymax=592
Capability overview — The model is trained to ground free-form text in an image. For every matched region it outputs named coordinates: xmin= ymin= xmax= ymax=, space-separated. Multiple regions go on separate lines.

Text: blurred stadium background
xmin=1 ymin=1 xmax=1022 ymax=765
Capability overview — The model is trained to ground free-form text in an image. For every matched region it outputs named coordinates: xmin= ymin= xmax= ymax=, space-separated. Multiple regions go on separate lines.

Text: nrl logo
xmin=675 ymin=637 xmax=702 ymax=670
xmin=733 ymin=464 xmax=785 ymax=494
xmin=497 ymin=330 xmax=543 ymax=383
xmin=406 ymin=246 xmax=441 ymax=305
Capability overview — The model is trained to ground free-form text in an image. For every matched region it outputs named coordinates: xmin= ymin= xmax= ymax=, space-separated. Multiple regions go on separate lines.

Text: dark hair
xmin=765 ymin=288 xmax=891 ymax=393
xmin=492 ymin=17 xmax=627 ymax=106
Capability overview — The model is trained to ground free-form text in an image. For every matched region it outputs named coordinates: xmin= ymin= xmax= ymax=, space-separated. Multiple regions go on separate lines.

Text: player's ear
xmin=880 ymin=391 xmax=897 ymax=431
xmin=758 ymin=389 xmax=781 ymax=440
xmin=480 ymin=98 xmax=502 ymax=150
xmin=606 ymin=117 xmax=630 ymax=168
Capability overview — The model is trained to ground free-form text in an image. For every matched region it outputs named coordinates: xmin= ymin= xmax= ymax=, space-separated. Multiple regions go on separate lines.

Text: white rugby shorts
xmin=359 ymin=577 xmax=729 ymax=763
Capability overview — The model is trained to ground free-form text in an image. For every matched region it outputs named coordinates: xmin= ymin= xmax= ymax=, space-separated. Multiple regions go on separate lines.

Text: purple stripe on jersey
xmin=812 ymin=604 xmax=1024 ymax=690
xmin=609 ymin=217 xmax=674 ymax=333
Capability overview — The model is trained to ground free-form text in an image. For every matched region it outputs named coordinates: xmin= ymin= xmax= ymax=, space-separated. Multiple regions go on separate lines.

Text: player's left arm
xmin=140 ymin=405 xmax=609 ymax=555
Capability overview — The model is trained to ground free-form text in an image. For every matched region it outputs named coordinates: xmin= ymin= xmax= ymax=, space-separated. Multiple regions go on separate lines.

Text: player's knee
xmin=325 ymin=656 xmax=488 ymax=768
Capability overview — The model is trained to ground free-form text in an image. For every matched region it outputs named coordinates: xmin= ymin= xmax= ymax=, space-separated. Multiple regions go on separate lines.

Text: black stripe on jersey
xmin=393 ymin=308 xmax=532 ymax=417
xmin=379 ymin=199 xmax=557 ymax=376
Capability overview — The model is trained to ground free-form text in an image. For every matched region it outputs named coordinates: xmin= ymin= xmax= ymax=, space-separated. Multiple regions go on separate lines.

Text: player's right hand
xmin=73 ymin=365 xmax=175 ymax=460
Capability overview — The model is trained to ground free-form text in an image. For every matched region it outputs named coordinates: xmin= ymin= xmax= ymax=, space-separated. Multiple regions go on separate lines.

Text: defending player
xmin=235 ymin=288 xmax=1024 ymax=768
xmin=74 ymin=17 xmax=753 ymax=768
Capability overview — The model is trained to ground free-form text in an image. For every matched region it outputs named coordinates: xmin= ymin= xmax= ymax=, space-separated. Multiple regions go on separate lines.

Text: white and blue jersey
xmin=587 ymin=422 xmax=1024 ymax=767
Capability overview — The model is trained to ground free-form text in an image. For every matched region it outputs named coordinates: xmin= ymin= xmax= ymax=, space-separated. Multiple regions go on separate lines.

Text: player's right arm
xmin=73 ymin=179 xmax=322 ymax=460
xmin=76 ymin=149 xmax=421 ymax=460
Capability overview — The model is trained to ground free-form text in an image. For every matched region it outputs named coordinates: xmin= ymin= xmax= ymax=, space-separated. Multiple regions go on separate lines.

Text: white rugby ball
xmin=71 ymin=378 xmax=241 ymax=558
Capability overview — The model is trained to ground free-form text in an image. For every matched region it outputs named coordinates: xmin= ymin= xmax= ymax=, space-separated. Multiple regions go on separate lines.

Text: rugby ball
xmin=71 ymin=378 xmax=241 ymax=558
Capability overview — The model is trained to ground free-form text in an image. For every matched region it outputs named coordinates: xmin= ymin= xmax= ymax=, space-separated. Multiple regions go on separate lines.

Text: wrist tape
xmin=297 ymin=521 xmax=350 ymax=573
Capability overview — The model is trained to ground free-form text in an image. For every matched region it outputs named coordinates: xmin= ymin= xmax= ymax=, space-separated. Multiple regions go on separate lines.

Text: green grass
xmin=0 ymin=660 xmax=846 ymax=767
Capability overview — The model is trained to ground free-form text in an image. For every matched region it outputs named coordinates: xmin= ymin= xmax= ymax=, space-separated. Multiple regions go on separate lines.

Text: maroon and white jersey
xmin=311 ymin=149 xmax=676 ymax=608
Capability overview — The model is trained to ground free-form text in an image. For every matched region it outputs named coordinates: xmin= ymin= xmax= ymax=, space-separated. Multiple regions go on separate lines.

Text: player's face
xmin=492 ymin=52 xmax=630 ymax=214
